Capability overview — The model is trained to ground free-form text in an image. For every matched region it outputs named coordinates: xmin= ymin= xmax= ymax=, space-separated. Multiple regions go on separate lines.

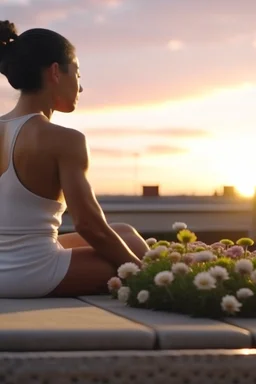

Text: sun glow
xmin=235 ymin=184 xmax=255 ymax=198
xmin=207 ymin=134 xmax=256 ymax=198
xmin=51 ymin=83 xmax=256 ymax=195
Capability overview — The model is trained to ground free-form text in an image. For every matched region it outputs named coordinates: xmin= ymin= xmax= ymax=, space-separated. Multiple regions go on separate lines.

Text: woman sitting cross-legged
xmin=0 ymin=20 xmax=149 ymax=298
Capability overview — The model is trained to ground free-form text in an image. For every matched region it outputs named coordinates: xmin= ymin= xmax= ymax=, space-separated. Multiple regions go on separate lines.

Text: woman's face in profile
xmin=54 ymin=56 xmax=83 ymax=113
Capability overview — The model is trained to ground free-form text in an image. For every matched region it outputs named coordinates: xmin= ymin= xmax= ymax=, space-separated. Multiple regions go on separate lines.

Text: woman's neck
xmin=13 ymin=92 xmax=54 ymax=120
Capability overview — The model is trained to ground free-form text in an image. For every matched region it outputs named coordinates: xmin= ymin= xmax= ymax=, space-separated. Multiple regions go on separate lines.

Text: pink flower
xmin=211 ymin=242 xmax=225 ymax=250
xmin=107 ymin=277 xmax=122 ymax=291
xmin=193 ymin=241 xmax=208 ymax=247
xmin=188 ymin=242 xmax=205 ymax=251
xmin=225 ymin=246 xmax=244 ymax=259
xmin=183 ymin=253 xmax=194 ymax=264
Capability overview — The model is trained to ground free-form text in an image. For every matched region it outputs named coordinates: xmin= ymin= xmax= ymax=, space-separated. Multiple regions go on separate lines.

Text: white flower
xmin=144 ymin=249 xmax=157 ymax=257
xmin=143 ymin=249 xmax=159 ymax=261
xmin=117 ymin=286 xmax=131 ymax=303
xmin=172 ymin=262 xmax=190 ymax=275
xmin=154 ymin=271 xmax=174 ymax=286
xmin=172 ymin=222 xmax=187 ymax=231
xmin=236 ymin=288 xmax=254 ymax=300
xmin=117 ymin=262 xmax=140 ymax=279
xmin=193 ymin=272 xmax=216 ymax=290
xmin=235 ymin=259 xmax=253 ymax=275
xmin=221 ymin=295 xmax=242 ymax=314
xmin=208 ymin=266 xmax=229 ymax=281
xmin=168 ymin=251 xmax=181 ymax=263
xmin=193 ymin=250 xmax=216 ymax=263
xmin=145 ymin=237 xmax=157 ymax=246
xmin=154 ymin=246 xmax=168 ymax=256
xmin=137 ymin=290 xmax=150 ymax=303
xmin=251 ymin=270 xmax=256 ymax=283
xmin=107 ymin=277 xmax=122 ymax=291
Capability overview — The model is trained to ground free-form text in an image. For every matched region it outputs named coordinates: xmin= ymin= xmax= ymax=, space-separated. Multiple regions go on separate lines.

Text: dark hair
xmin=0 ymin=20 xmax=75 ymax=92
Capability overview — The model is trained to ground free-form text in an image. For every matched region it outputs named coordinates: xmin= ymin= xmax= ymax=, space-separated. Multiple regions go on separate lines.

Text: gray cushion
xmin=0 ymin=298 xmax=154 ymax=351
xmin=80 ymin=295 xmax=251 ymax=349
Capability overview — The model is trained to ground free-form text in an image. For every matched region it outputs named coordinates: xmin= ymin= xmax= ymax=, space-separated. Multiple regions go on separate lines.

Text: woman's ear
xmin=46 ymin=62 xmax=61 ymax=85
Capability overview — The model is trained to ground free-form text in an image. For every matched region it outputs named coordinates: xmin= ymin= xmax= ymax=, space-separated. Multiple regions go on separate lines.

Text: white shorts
xmin=0 ymin=234 xmax=72 ymax=298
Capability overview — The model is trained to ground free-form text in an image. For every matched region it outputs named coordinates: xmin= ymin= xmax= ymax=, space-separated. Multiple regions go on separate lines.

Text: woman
xmin=0 ymin=20 xmax=149 ymax=298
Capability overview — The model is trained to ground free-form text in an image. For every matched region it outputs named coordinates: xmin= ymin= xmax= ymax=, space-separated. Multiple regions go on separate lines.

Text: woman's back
xmin=0 ymin=113 xmax=66 ymax=237
xmin=0 ymin=113 xmax=65 ymax=202
xmin=0 ymin=114 xmax=72 ymax=298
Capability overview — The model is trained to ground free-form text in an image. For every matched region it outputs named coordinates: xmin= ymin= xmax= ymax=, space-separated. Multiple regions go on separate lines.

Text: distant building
xmin=142 ymin=185 xmax=159 ymax=197
xmin=223 ymin=186 xmax=236 ymax=198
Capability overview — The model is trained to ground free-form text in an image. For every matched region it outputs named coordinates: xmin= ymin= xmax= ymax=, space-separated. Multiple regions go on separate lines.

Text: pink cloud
xmin=0 ymin=0 xmax=87 ymax=27
xmin=2 ymin=0 xmax=256 ymax=48
xmin=1 ymin=0 xmax=256 ymax=109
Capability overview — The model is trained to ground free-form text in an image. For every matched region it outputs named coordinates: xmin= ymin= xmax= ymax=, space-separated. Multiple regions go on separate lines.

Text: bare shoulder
xmin=40 ymin=120 xmax=87 ymax=153
xmin=44 ymin=122 xmax=89 ymax=169
xmin=39 ymin=119 xmax=84 ymax=142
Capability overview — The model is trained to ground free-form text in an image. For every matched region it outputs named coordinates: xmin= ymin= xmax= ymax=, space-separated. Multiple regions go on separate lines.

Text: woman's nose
xmin=79 ymin=85 xmax=83 ymax=93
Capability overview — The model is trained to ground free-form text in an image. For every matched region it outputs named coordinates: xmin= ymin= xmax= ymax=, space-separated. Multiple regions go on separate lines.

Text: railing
xmin=60 ymin=199 xmax=254 ymax=235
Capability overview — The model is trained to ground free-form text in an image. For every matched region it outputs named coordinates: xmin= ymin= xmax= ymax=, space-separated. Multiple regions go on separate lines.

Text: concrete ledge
xmin=225 ymin=319 xmax=256 ymax=347
xmin=80 ymin=296 xmax=252 ymax=349
xmin=0 ymin=350 xmax=256 ymax=384
xmin=0 ymin=298 xmax=154 ymax=351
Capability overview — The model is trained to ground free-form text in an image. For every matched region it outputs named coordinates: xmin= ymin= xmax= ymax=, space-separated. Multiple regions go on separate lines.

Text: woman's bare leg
xmin=47 ymin=223 xmax=149 ymax=297
xmin=47 ymin=247 xmax=116 ymax=297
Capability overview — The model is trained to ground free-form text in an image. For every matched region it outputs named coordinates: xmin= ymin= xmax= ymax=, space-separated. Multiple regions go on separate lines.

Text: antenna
xmin=133 ymin=152 xmax=139 ymax=196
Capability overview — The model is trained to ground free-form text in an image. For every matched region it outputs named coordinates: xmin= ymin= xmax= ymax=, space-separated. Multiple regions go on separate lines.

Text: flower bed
xmin=108 ymin=222 xmax=256 ymax=318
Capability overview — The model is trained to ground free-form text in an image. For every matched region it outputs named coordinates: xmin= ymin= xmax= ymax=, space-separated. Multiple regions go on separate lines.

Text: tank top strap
xmin=8 ymin=113 xmax=42 ymax=169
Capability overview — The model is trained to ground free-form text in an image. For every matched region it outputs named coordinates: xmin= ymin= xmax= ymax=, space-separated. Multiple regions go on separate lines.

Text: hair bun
xmin=0 ymin=20 xmax=18 ymax=45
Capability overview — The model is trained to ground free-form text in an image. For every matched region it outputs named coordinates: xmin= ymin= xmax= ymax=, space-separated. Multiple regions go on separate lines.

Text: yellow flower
xmin=236 ymin=238 xmax=254 ymax=247
xmin=177 ymin=229 xmax=197 ymax=244
xmin=220 ymin=239 xmax=234 ymax=246
xmin=152 ymin=240 xmax=170 ymax=249
xmin=171 ymin=243 xmax=185 ymax=253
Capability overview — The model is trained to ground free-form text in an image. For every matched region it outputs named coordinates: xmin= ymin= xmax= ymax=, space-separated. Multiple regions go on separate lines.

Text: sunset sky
xmin=1 ymin=0 xmax=256 ymax=196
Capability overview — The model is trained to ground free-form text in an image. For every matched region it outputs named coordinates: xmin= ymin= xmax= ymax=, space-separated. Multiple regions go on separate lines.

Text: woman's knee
xmin=110 ymin=222 xmax=137 ymax=235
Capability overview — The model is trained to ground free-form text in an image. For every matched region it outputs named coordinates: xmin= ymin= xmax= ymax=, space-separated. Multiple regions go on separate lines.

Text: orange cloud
xmin=90 ymin=144 xmax=187 ymax=157
xmin=90 ymin=148 xmax=124 ymax=157
xmin=145 ymin=145 xmax=188 ymax=155
xmin=85 ymin=127 xmax=209 ymax=138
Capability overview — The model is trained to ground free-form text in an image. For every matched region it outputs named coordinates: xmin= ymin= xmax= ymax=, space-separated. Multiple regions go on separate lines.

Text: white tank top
xmin=0 ymin=114 xmax=72 ymax=298
xmin=0 ymin=113 xmax=66 ymax=238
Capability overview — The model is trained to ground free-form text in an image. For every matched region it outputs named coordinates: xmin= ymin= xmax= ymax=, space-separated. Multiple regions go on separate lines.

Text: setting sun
xmin=235 ymin=184 xmax=255 ymax=198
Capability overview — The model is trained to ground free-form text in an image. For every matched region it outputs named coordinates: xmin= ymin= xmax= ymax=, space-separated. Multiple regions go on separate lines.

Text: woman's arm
xmin=55 ymin=126 xmax=141 ymax=268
